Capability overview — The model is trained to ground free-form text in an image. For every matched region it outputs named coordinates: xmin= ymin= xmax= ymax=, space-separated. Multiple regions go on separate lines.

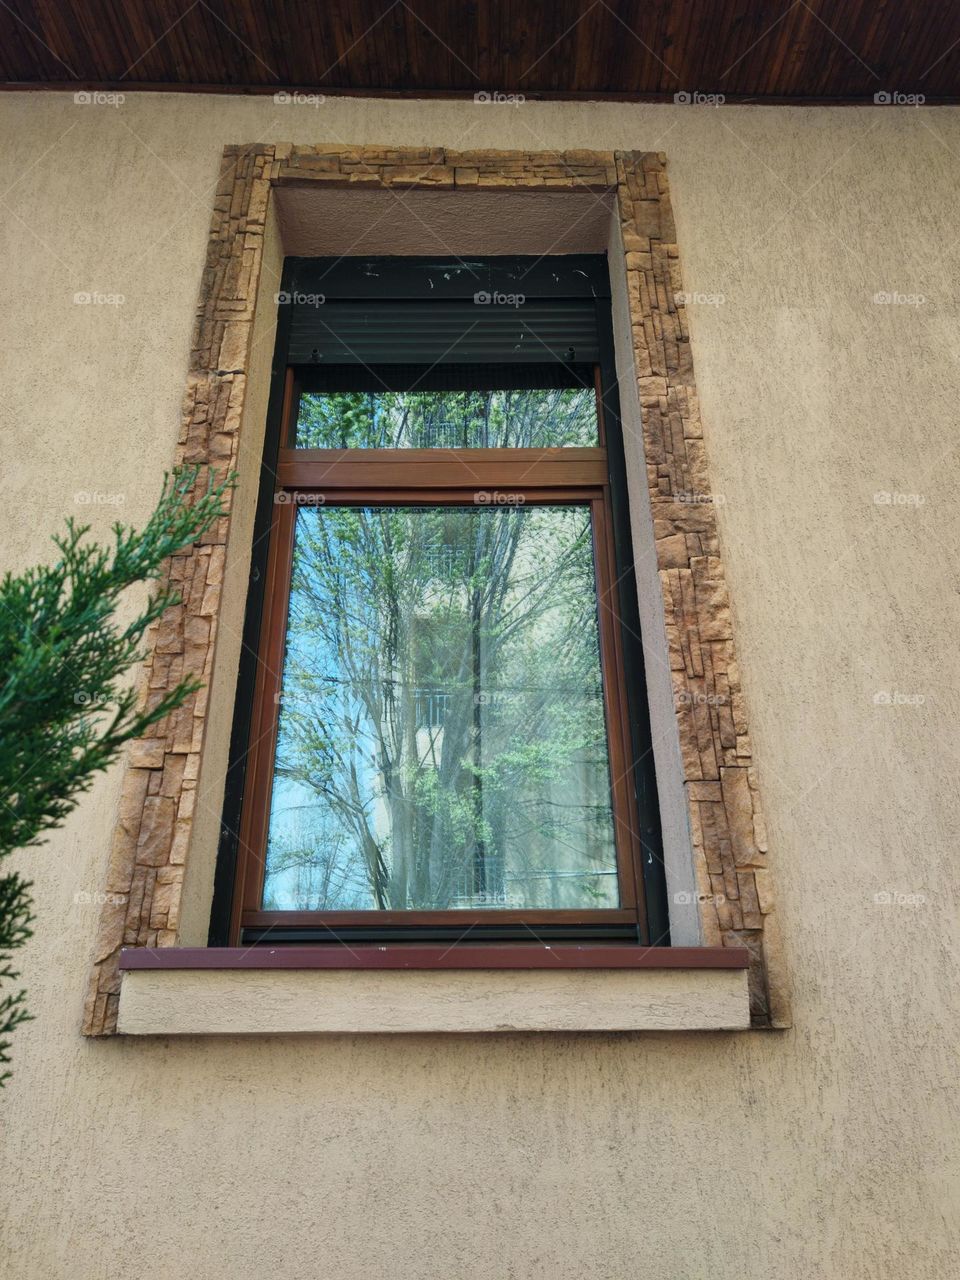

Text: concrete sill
xmin=116 ymin=946 xmax=751 ymax=1034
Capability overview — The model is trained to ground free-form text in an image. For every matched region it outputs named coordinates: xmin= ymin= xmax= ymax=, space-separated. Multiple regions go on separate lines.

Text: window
xmin=214 ymin=257 xmax=667 ymax=947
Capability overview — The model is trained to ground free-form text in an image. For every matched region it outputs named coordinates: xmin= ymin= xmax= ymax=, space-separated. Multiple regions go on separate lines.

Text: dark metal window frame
xmin=209 ymin=256 xmax=668 ymax=948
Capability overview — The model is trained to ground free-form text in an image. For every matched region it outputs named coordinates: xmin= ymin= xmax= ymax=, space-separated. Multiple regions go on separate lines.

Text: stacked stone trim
xmin=615 ymin=151 xmax=788 ymax=1026
xmin=83 ymin=145 xmax=788 ymax=1035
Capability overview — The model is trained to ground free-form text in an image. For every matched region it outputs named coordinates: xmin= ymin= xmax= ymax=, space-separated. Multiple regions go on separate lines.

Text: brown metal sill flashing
xmin=119 ymin=944 xmax=750 ymax=972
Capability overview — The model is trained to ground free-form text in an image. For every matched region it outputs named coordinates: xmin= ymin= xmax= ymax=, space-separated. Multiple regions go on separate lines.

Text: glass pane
xmin=294 ymin=387 xmax=598 ymax=448
xmin=263 ymin=504 xmax=620 ymax=913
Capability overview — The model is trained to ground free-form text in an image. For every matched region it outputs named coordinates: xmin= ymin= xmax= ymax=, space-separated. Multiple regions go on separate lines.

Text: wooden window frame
xmin=230 ymin=371 xmax=655 ymax=944
xmin=215 ymin=259 xmax=669 ymax=948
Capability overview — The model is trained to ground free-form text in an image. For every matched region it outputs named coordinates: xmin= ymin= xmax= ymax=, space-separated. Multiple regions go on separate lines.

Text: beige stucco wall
xmin=0 ymin=94 xmax=958 ymax=1280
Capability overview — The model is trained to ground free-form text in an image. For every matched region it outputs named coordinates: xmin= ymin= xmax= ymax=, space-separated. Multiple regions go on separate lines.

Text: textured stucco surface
xmin=117 ymin=966 xmax=750 ymax=1034
xmin=0 ymin=95 xmax=958 ymax=1279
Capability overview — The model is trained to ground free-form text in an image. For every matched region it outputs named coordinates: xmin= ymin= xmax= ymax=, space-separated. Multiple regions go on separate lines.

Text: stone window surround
xmin=82 ymin=144 xmax=790 ymax=1036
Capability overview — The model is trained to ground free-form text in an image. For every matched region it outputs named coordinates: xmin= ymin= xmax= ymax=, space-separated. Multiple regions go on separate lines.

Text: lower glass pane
xmin=263 ymin=504 xmax=620 ymax=912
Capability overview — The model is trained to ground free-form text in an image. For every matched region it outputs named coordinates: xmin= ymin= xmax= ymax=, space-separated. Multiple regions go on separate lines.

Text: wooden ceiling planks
xmin=1 ymin=0 xmax=959 ymax=101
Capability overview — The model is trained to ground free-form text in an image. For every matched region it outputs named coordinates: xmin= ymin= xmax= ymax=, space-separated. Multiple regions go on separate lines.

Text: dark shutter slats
xmin=288 ymin=299 xmax=600 ymax=365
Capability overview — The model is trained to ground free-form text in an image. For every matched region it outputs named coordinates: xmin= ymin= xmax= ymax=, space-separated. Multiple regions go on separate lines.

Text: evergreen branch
xmin=0 ymin=464 xmax=233 ymax=1084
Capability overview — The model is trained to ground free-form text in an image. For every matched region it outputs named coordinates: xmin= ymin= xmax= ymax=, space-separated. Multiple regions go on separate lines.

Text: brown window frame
xmin=211 ymin=255 xmax=669 ymax=950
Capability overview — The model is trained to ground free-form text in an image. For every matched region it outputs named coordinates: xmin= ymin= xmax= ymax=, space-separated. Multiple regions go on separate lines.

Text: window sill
xmin=116 ymin=945 xmax=751 ymax=1034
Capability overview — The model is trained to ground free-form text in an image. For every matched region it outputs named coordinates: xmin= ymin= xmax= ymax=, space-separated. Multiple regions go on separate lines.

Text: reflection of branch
xmin=296 ymin=386 xmax=597 ymax=450
xmin=273 ymin=443 xmax=611 ymax=910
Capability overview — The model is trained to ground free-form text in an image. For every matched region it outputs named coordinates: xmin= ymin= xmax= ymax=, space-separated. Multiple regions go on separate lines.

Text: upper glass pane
xmin=263 ymin=503 xmax=619 ymax=913
xmin=294 ymin=386 xmax=599 ymax=449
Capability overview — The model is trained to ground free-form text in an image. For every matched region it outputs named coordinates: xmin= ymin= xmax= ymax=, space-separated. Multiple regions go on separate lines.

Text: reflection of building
xmin=416 ymin=419 xmax=463 ymax=449
xmin=419 ymin=541 xmax=461 ymax=579
xmin=413 ymin=688 xmax=451 ymax=729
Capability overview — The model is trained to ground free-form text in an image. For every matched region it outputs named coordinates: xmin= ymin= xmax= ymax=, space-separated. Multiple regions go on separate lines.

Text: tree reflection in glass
xmin=294 ymin=385 xmax=599 ymax=449
xmin=264 ymin=388 xmax=618 ymax=913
